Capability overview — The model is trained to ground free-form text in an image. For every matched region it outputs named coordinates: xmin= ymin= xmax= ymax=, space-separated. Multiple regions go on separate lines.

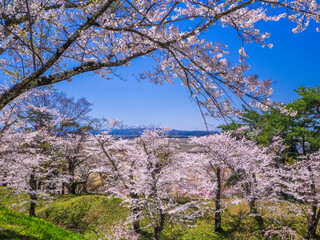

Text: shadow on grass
xmin=0 ymin=229 xmax=39 ymax=240
xmin=217 ymin=210 xmax=263 ymax=239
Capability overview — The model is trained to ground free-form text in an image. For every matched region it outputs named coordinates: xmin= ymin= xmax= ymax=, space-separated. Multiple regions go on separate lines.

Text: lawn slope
xmin=0 ymin=206 xmax=85 ymax=240
xmin=37 ymin=195 xmax=129 ymax=240
xmin=0 ymin=188 xmax=313 ymax=240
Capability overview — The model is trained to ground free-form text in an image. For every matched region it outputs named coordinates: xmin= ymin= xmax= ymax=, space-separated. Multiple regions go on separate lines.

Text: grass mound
xmin=37 ymin=195 xmax=129 ymax=239
xmin=0 ymin=207 xmax=85 ymax=240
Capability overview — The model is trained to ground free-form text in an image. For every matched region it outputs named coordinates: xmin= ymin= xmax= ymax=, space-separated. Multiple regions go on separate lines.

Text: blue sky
xmin=56 ymin=19 xmax=320 ymax=131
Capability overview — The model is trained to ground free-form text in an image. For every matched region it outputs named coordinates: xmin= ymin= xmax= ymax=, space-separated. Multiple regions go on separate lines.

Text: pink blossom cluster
xmin=98 ymin=220 xmax=139 ymax=240
xmin=0 ymin=0 xmax=319 ymax=115
xmin=265 ymin=226 xmax=300 ymax=240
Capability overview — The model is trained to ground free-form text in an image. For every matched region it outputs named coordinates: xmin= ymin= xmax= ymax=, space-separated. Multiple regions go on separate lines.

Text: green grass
xmin=0 ymin=187 xmax=317 ymax=239
xmin=0 ymin=206 xmax=86 ymax=240
xmin=0 ymin=187 xmax=29 ymax=212
xmin=37 ymin=195 xmax=129 ymax=239
xmin=0 ymin=187 xmax=51 ymax=213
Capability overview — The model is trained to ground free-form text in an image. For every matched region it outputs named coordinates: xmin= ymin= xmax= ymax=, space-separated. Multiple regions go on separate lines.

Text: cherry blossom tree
xmin=0 ymin=87 xmax=51 ymax=188
xmin=0 ymin=0 xmax=319 ymax=117
xmin=189 ymin=132 xmax=271 ymax=232
xmin=92 ymin=132 xmax=146 ymax=233
xmin=0 ymin=85 xmax=49 ymax=139
xmin=56 ymin=131 xmax=98 ymax=195
xmin=265 ymin=152 xmax=320 ymax=239
xmin=0 ymin=127 xmax=66 ymax=216
xmin=0 ymin=88 xmax=99 ymax=215
xmin=223 ymin=138 xmax=271 ymax=230
xmin=0 ymin=89 xmax=73 ymax=216
xmin=94 ymin=128 xmax=202 ymax=239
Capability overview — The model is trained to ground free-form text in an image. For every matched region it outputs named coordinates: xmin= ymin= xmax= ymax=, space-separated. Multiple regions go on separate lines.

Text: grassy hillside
xmin=0 ymin=187 xmax=315 ymax=239
xmin=37 ymin=195 xmax=310 ymax=240
xmin=37 ymin=195 xmax=129 ymax=240
xmin=0 ymin=207 xmax=85 ymax=240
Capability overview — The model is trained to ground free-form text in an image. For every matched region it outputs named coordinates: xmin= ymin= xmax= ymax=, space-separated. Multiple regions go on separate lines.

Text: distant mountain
xmin=108 ymin=128 xmax=218 ymax=138
xmin=167 ymin=129 xmax=218 ymax=138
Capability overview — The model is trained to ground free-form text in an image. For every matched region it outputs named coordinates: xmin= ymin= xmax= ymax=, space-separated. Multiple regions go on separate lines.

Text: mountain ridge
xmin=109 ymin=128 xmax=218 ymax=138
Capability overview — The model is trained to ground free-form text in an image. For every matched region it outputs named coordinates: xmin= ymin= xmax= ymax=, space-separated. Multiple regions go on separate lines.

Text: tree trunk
xmin=29 ymin=173 xmax=37 ymax=217
xmin=130 ymin=192 xmax=143 ymax=235
xmin=154 ymin=212 xmax=166 ymax=240
xmin=302 ymin=135 xmax=306 ymax=155
xmin=307 ymin=206 xmax=320 ymax=239
xmin=154 ymin=226 xmax=162 ymax=240
xmin=307 ymin=157 xmax=320 ymax=239
xmin=82 ymin=181 xmax=88 ymax=193
xmin=215 ymin=167 xmax=223 ymax=233
xmin=132 ymin=207 xmax=141 ymax=234
xmin=249 ymin=198 xmax=264 ymax=230
xmin=67 ymin=158 xmax=76 ymax=194
xmin=29 ymin=193 xmax=37 ymax=217
xmin=61 ymin=182 xmax=65 ymax=195
xmin=308 ymin=222 xmax=317 ymax=240
xmin=68 ymin=182 xmax=77 ymax=194
xmin=133 ymin=217 xmax=142 ymax=235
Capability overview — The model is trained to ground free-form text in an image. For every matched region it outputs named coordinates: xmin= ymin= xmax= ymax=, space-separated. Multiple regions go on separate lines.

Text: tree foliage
xmin=0 ymin=0 xmax=319 ymax=117
xmin=220 ymin=86 xmax=320 ymax=162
